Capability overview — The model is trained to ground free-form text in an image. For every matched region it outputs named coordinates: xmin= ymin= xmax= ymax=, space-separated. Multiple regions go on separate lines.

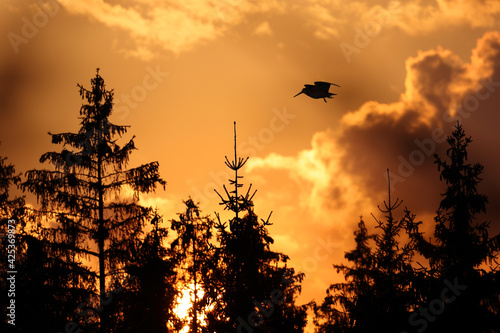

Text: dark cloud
xmin=339 ymin=31 xmax=500 ymax=226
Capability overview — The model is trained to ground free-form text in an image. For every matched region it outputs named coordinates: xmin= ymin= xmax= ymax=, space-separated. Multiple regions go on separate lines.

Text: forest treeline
xmin=1 ymin=70 xmax=499 ymax=333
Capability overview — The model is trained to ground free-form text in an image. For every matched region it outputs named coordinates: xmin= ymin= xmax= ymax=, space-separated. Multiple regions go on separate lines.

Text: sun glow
xmin=173 ymin=284 xmax=207 ymax=333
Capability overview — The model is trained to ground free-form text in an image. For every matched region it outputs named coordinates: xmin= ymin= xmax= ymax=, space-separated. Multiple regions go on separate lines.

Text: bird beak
xmin=293 ymin=92 xmax=302 ymax=98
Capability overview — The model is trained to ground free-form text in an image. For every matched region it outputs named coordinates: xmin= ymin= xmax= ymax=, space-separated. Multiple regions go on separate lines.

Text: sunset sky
xmin=2 ymin=0 xmax=500 ymax=331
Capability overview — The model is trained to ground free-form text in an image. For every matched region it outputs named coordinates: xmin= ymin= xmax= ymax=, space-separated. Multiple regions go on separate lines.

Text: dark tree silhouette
xmin=205 ymin=122 xmax=308 ymax=332
xmin=170 ymin=198 xmax=215 ymax=333
xmin=410 ymin=122 xmax=500 ymax=333
xmin=315 ymin=171 xmax=421 ymax=333
xmin=313 ymin=218 xmax=375 ymax=333
xmin=1 ymin=150 xmax=94 ymax=332
xmin=0 ymin=147 xmax=25 ymax=223
xmin=114 ymin=213 xmax=180 ymax=333
xmin=368 ymin=179 xmax=421 ymax=333
xmin=21 ymin=69 xmax=166 ymax=332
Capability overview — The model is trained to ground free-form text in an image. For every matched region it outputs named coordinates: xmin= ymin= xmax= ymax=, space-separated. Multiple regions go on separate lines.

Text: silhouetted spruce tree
xmin=21 ymin=69 xmax=166 ymax=332
xmin=410 ymin=123 xmax=500 ymax=333
xmin=0 ymin=150 xmax=94 ymax=332
xmin=205 ymin=122 xmax=308 ymax=332
xmin=316 ymin=172 xmax=421 ymax=333
xmin=0 ymin=148 xmax=25 ymax=223
xmin=170 ymin=198 xmax=215 ymax=333
xmin=368 ymin=179 xmax=421 ymax=333
xmin=114 ymin=213 xmax=180 ymax=332
xmin=313 ymin=218 xmax=375 ymax=333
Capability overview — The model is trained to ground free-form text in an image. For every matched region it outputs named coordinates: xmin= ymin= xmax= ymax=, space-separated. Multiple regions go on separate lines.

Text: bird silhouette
xmin=294 ymin=81 xmax=340 ymax=102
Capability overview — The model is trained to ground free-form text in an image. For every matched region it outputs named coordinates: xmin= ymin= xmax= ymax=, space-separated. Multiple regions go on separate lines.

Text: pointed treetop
xmin=224 ymin=121 xmax=248 ymax=171
xmin=371 ymin=169 xmax=403 ymax=227
xmin=76 ymin=67 xmax=114 ymax=120
xmin=214 ymin=122 xmax=256 ymax=224
xmin=380 ymin=168 xmax=402 ymax=214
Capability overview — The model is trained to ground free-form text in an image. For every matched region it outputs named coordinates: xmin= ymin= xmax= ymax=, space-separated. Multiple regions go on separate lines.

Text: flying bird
xmin=294 ymin=81 xmax=340 ymax=102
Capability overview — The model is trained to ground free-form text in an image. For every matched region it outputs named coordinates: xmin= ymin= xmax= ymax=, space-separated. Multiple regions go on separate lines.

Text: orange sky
xmin=2 ymin=1 xmax=500 ymax=331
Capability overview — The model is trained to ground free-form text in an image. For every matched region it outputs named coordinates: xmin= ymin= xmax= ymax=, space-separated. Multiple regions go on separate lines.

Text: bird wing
xmin=304 ymin=84 xmax=315 ymax=88
xmin=315 ymin=81 xmax=340 ymax=88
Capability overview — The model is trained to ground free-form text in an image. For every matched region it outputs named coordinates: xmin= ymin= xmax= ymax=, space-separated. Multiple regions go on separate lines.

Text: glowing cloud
xmin=57 ymin=0 xmax=286 ymax=59
xmin=307 ymin=0 xmax=500 ymax=41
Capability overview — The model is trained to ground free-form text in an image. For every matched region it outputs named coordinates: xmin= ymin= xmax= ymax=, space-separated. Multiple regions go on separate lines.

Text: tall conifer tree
xmin=411 ymin=123 xmax=500 ymax=332
xmin=313 ymin=218 xmax=375 ymax=333
xmin=21 ymin=69 xmax=166 ymax=331
xmin=206 ymin=122 xmax=308 ymax=332
xmin=315 ymin=172 xmax=421 ymax=333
